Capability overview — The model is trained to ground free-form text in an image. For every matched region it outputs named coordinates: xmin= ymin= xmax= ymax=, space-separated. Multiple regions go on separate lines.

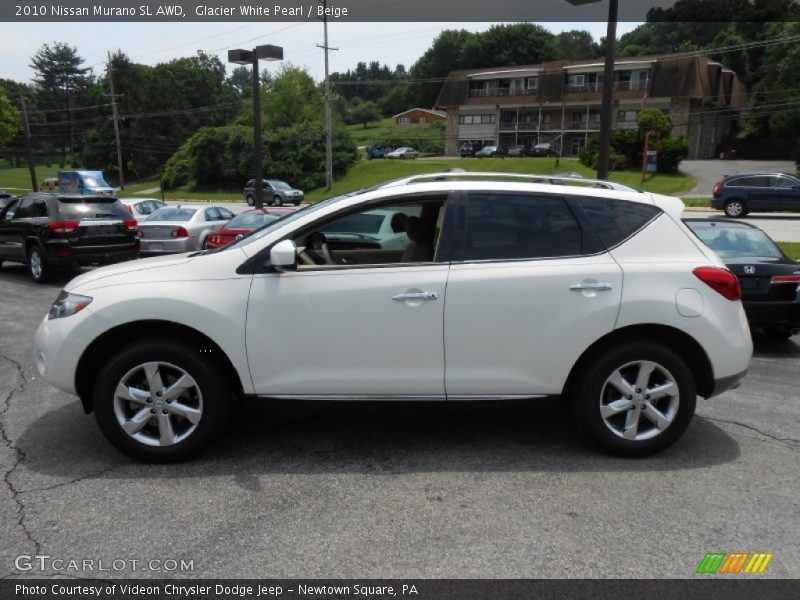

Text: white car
xmin=34 ymin=173 xmax=752 ymax=462
xmin=119 ymin=198 xmax=167 ymax=224
xmin=386 ymin=147 xmax=419 ymax=159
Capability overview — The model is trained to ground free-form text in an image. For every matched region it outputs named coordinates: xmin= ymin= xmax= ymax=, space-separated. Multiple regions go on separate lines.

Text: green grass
xmin=681 ymin=197 xmax=712 ymax=208
xmin=778 ymin=242 xmax=800 ymax=260
xmin=304 ymin=157 xmax=696 ymax=203
xmin=0 ymin=163 xmax=60 ymax=191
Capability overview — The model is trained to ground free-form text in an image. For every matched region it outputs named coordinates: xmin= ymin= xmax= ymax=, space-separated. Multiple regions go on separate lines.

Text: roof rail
xmin=385 ymin=171 xmax=640 ymax=192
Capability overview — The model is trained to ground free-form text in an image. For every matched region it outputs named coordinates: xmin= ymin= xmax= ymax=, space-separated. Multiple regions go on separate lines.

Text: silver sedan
xmin=138 ymin=205 xmax=234 ymax=254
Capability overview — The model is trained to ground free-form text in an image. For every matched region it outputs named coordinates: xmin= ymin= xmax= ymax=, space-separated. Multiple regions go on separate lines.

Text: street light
xmin=566 ymin=0 xmax=618 ymax=180
xmin=228 ymin=44 xmax=283 ymax=209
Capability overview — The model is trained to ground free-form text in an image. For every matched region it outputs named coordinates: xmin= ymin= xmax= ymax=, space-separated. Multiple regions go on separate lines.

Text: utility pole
xmin=107 ymin=52 xmax=125 ymax=190
xmin=19 ymin=94 xmax=38 ymax=192
xmin=317 ymin=0 xmax=338 ymax=191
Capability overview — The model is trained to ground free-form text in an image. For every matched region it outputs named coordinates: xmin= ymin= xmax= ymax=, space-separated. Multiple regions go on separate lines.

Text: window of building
xmin=459 ymin=114 xmax=496 ymax=125
xmin=419 ymin=116 xmax=426 ymax=123
xmin=527 ymin=77 xmax=538 ymax=90
xmin=617 ymin=110 xmax=639 ymax=122
xmin=569 ymin=74 xmax=586 ymax=87
xmin=458 ymin=193 xmax=583 ymax=262
xmin=398 ymin=117 xmax=410 ymax=124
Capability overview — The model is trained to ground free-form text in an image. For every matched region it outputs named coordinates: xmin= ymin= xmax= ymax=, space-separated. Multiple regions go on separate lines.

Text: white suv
xmin=34 ymin=173 xmax=752 ymax=461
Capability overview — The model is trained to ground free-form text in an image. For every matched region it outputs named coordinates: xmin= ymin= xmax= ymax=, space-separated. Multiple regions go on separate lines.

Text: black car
xmin=507 ymin=144 xmax=527 ymax=157
xmin=685 ymin=218 xmax=800 ymax=339
xmin=711 ymin=172 xmax=800 ymax=217
xmin=0 ymin=193 xmax=139 ymax=283
xmin=459 ymin=142 xmax=478 ymax=158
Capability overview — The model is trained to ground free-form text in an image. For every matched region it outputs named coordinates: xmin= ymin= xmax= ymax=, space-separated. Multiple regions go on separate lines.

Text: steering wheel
xmin=300 ymin=231 xmax=334 ymax=265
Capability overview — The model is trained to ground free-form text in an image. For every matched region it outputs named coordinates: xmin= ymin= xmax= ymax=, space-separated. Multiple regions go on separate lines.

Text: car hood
xmin=66 ymin=253 xmax=194 ymax=291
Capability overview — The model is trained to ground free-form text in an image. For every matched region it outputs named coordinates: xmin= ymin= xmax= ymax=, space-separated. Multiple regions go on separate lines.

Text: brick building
xmin=435 ymin=54 xmax=747 ymax=158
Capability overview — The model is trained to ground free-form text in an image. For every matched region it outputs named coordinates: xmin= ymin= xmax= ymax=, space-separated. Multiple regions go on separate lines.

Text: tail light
xmin=712 ymin=176 xmax=727 ymax=196
xmin=122 ymin=219 xmax=138 ymax=231
xmin=48 ymin=221 xmax=80 ymax=234
xmin=693 ymin=266 xmax=742 ymax=301
xmin=57 ymin=248 xmax=71 ymax=258
xmin=771 ymin=275 xmax=800 ymax=284
xmin=171 ymin=226 xmax=189 ymax=238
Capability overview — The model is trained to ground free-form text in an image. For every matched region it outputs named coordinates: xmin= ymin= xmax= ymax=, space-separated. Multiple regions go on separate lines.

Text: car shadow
xmin=751 ymin=331 xmax=800 ymax=357
xmin=16 ymin=396 xmax=741 ymax=486
xmin=0 ymin=262 xmax=86 ymax=287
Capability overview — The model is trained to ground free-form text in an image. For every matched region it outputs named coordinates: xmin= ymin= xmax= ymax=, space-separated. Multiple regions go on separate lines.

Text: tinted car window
xmin=219 ymin=208 xmax=234 ymax=220
xmin=772 ymin=176 xmax=796 ymax=189
xmin=30 ymin=198 xmax=49 ymax=218
xmin=730 ymin=176 xmax=769 ymax=187
xmin=1 ymin=199 xmax=19 ymax=220
xmin=12 ymin=197 xmax=35 ymax=219
xmin=576 ymin=196 xmax=661 ymax=248
xmin=205 ymin=208 xmax=220 ymax=221
xmin=460 ymin=193 xmax=583 ymax=261
xmin=57 ymin=198 xmax=130 ymax=220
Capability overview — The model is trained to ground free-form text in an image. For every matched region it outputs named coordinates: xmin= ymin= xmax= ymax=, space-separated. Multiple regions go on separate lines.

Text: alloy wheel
xmin=725 ymin=201 xmax=743 ymax=217
xmin=113 ymin=361 xmax=203 ymax=447
xmin=598 ymin=360 xmax=680 ymax=441
xmin=29 ymin=250 xmax=42 ymax=279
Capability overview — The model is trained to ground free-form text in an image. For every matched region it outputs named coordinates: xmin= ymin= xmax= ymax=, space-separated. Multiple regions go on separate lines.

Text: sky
xmin=0 ymin=21 xmax=641 ymax=85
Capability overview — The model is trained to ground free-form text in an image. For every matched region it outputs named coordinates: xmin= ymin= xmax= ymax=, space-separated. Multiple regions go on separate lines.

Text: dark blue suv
xmin=712 ymin=172 xmax=800 ymax=217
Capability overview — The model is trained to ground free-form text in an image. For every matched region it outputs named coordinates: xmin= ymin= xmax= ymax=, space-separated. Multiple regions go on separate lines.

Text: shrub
xmin=656 ymin=137 xmax=689 ymax=174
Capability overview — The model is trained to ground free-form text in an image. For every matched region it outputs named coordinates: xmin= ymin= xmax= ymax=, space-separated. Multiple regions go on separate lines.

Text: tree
xmin=546 ymin=30 xmax=601 ymax=61
xmin=228 ymin=66 xmax=252 ymax=97
xmin=29 ymin=42 xmax=93 ymax=162
xmin=350 ymin=100 xmax=381 ymax=128
xmin=0 ymin=88 xmax=20 ymax=149
xmin=637 ymin=108 xmax=673 ymax=139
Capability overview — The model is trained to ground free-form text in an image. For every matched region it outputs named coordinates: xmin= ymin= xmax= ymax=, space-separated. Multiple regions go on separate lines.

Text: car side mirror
xmin=269 ymin=239 xmax=297 ymax=271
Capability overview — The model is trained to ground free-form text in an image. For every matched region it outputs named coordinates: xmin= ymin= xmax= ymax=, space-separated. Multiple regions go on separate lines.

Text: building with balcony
xmin=435 ymin=54 xmax=747 ymax=159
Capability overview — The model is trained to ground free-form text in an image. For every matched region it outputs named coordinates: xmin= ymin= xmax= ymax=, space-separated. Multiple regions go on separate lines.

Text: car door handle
xmin=570 ymin=282 xmax=613 ymax=291
xmin=392 ymin=291 xmax=439 ymax=302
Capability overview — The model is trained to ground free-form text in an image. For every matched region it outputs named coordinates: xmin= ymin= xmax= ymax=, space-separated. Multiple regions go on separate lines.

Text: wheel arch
xmin=75 ymin=320 xmax=244 ymax=414
xmin=562 ymin=324 xmax=715 ymax=402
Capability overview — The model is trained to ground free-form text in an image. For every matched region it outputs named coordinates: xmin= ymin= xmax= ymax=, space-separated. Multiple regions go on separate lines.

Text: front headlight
xmin=48 ymin=291 xmax=93 ymax=320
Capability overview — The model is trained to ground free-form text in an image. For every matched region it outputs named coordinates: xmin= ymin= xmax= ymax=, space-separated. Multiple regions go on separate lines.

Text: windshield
xmin=227 ymin=212 xmax=281 ymax=229
xmin=688 ymin=223 xmax=783 ymax=259
xmin=269 ymin=180 xmax=291 ymax=191
xmin=82 ymin=177 xmax=109 ymax=188
xmin=146 ymin=207 xmax=197 ymax=222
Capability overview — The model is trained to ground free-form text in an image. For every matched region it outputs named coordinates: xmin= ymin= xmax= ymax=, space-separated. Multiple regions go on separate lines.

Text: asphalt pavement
xmin=0 ymin=263 xmax=798 ymax=579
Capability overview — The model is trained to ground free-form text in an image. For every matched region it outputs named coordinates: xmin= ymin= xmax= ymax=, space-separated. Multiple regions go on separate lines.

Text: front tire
xmin=93 ymin=339 xmax=230 ymax=462
xmin=273 ymin=195 xmax=282 ymax=207
xmin=246 ymin=194 xmax=254 ymax=207
xmin=724 ymin=199 xmax=747 ymax=218
xmin=575 ymin=342 xmax=696 ymax=456
xmin=27 ymin=245 xmax=51 ymax=283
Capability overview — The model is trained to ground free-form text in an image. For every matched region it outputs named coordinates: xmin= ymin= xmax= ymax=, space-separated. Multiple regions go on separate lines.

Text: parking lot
xmin=0 ymin=256 xmax=798 ymax=579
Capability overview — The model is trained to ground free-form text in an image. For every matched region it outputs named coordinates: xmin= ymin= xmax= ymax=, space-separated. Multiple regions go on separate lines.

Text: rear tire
xmin=27 ymin=245 xmax=51 ymax=283
xmin=93 ymin=339 xmax=230 ymax=462
xmin=246 ymin=194 xmax=254 ymax=207
xmin=574 ymin=342 xmax=697 ymax=457
xmin=724 ymin=199 xmax=747 ymax=218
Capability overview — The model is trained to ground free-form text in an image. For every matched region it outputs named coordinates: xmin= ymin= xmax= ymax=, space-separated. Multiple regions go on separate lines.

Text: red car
xmin=206 ymin=207 xmax=297 ymax=249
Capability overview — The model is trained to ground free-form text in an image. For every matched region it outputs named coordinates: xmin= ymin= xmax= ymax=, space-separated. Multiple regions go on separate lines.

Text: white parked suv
xmin=34 ymin=173 xmax=752 ymax=462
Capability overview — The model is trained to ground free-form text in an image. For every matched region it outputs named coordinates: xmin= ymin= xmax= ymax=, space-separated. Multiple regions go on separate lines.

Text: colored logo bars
xmin=696 ymin=552 xmax=773 ymax=574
